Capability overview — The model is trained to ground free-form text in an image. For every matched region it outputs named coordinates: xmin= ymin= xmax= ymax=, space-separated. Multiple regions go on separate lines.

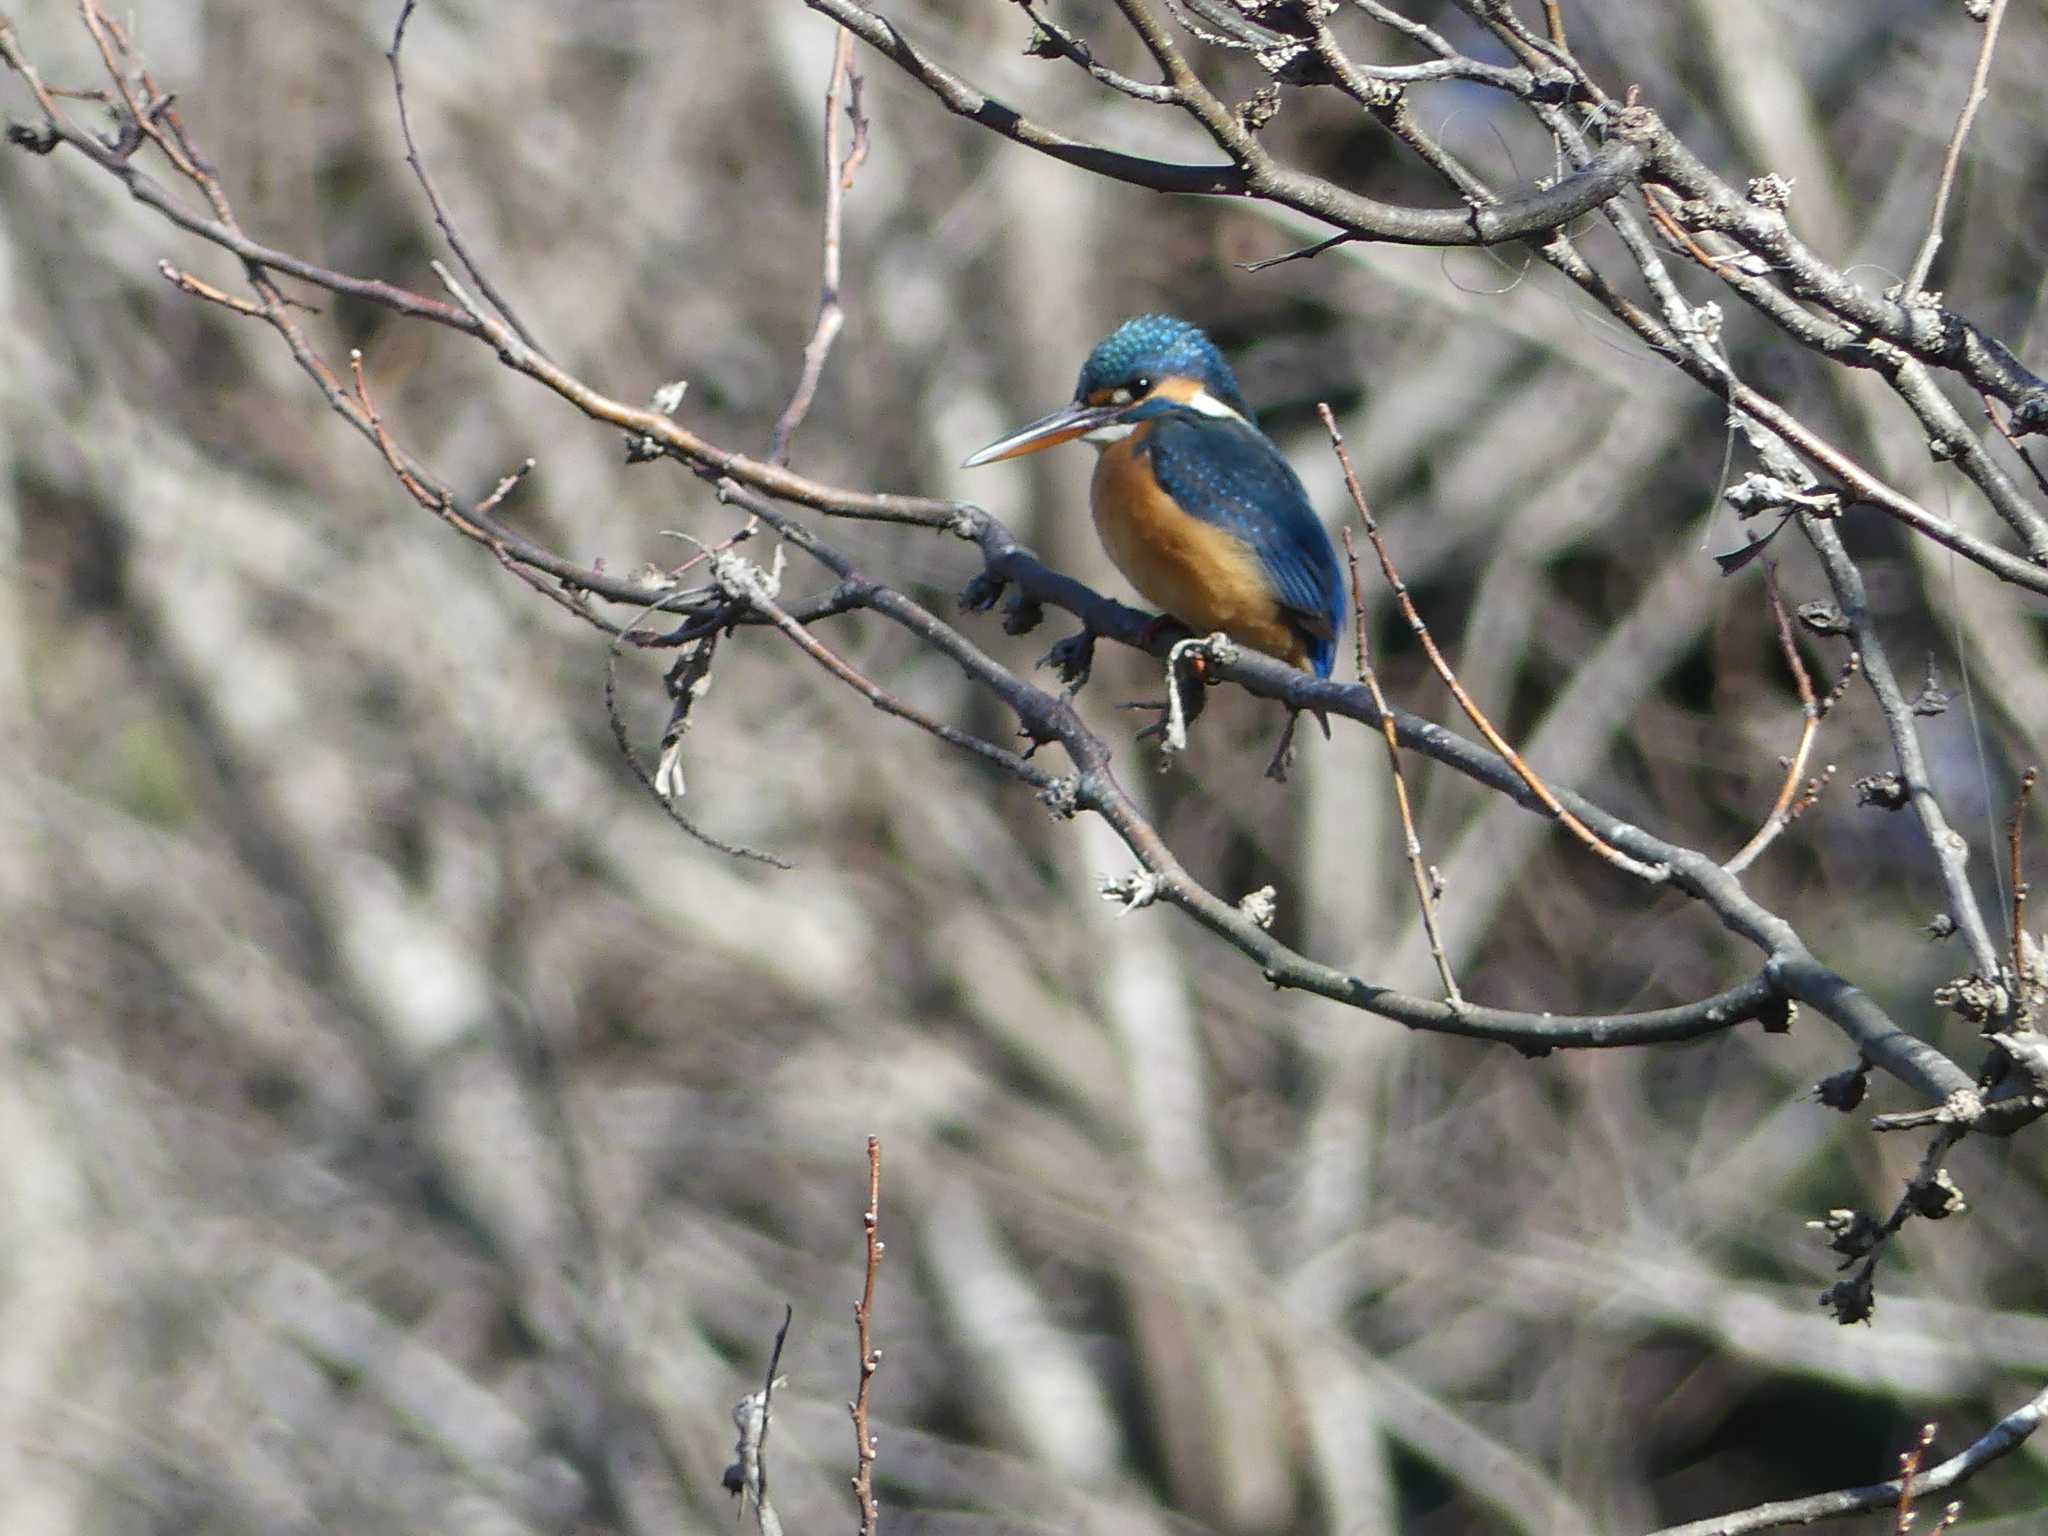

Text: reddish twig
xmin=1644 ymin=184 xmax=1738 ymax=277
xmin=1894 ymin=1424 xmax=1939 ymax=1536
xmin=1343 ymin=527 xmax=1461 ymax=1006
xmin=1725 ymin=568 xmax=1859 ymax=875
xmin=156 ymin=260 xmax=266 ymax=317
xmin=849 ymin=1136 xmax=883 ymax=1536
xmin=1318 ymin=406 xmax=1669 ymax=883
xmin=476 ymin=459 xmax=536 ymax=518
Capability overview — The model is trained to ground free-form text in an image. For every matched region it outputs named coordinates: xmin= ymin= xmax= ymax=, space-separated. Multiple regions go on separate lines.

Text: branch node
xmin=1237 ymin=884 xmax=1278 ymax=930
xmin=1100 ymin=869 xmax=1166 ymax=915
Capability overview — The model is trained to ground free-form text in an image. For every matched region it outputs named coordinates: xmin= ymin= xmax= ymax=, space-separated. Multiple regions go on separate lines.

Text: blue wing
xmin=1142 ymin=409 xmax=1348 ymax=677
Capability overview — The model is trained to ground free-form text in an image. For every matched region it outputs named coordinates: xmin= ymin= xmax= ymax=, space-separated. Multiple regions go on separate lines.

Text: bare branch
xmin=849 ymin=1136 xmax=883 ymax=1536
xmin=388 ymin=0 xmax=548 ymax=357
xmin=2011 ymin=767 xmax=2037 ymax=988
xmin=1321 ymin=406 xmax=1670 ymax=884
xmin=1643 ymin=1378 xmax=2048 ymax=1534
xmin=799 ymin=0 xmax=1649 ymax=246
xmin=1342 ymin=526 xmax=1461 ymax=1007
xmin=1903 ymin=0 xmax=2010 ymax=294
xmin=768 ymin=26 xmax=869 ymax=466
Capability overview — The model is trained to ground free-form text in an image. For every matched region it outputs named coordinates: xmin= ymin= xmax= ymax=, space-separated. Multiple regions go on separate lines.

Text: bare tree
xmin=5 ymin=0 xmax=2048 ymax=1532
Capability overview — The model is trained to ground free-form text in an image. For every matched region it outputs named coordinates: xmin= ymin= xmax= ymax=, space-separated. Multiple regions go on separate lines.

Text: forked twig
xmin=1725 ymin=567 xmax=1858 ymax=875
xmin=848 ymin=1136 xmax=884 ymax=1536
xmin=1343 ymin=528 xmax=1461 ymax=1006
xmin=1318 ymin=406 xmax=1669 ymax=883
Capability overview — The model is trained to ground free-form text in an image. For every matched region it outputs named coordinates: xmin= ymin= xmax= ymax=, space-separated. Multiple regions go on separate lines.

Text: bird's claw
xmin=1040 ymin=628 xmax=1097 ymax=688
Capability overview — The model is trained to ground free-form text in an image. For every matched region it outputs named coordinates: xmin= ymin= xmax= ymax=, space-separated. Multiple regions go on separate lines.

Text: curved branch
xmin=797 ymin=0 xmax=1647 ymax=246
xmin=714 ymin=481 xmax=1793 ymax=1056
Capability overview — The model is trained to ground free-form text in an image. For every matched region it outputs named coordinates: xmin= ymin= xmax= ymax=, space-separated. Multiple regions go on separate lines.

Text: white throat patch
xmin=1084 ymin=421 xmax=1138 ymax=445
xmin=1183 ymin=387 xmax=1244 ymax=420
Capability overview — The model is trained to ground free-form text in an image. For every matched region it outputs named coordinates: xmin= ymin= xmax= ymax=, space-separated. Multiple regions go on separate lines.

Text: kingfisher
xmin=963 ymin=315 xmax=1348 ymax=683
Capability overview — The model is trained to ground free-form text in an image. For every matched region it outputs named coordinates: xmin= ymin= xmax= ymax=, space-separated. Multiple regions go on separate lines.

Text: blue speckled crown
xmin=1077 ymin=315 xmax=1252 ymax=418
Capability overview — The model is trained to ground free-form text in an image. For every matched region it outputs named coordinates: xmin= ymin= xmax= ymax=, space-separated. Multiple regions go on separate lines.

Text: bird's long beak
xmin=962 ymin=400 xmax=1126 ymax=467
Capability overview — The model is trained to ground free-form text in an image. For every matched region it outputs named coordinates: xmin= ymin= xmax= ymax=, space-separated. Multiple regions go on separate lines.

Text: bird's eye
xmin=1131 ymin=376 xmax=1153 ymax=396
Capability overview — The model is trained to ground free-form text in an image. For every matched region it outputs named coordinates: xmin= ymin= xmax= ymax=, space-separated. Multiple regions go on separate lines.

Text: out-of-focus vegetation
xmin=4 ymin=1 xmax=2048 ymax=1532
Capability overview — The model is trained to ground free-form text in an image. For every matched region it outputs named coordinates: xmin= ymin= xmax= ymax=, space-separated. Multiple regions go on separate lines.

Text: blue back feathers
xmin=1143 ymin=412 xmax=1349 ymax=678
xmin=1077 ymin=315 xmax=1253 ymax=418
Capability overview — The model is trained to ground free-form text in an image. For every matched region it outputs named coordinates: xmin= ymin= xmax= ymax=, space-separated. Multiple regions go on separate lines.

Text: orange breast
xmin=1091 ymin=432 xmax=1308 ymax=668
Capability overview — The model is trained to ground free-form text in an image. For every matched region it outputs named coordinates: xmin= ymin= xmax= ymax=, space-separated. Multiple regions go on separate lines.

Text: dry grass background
xmin=5 ymin=0 xmax=2048 ymax=1531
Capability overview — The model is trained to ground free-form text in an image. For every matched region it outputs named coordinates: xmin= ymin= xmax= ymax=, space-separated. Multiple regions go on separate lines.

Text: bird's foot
xmin=1039 ymin=628 xmax=1097 ymax=689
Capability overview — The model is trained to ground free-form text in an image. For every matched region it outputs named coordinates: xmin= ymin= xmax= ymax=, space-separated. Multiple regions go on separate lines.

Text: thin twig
xmin=1895 ymin=1424 xmax=1939 ymax=1536
xmin=1643 ymin=185 xmax=1737 ymax=277
xmin=730 ymin=545 xmax=1059 ymax=786
xmin=1903 ymin=0 xmax=2009 ymax=294
xmin=476 ymin=458 xmax=536 ymax=517
xmin=848 ymin=1136 xmax=883 ymax=1536
xmin=1979 ymin=392 xmax=2048 ymax=496
xmin=156 ymin=260 xmax=266 ymax=316
xmin=1319 ymin=406 xmax=1669 ymax=883
xmin=768 ymin=26 xmax=869 ymax=466
xmin=1239 ymin=231 xmax=1356 ymax=273
xmin=1344 ymin=528 xmax=1461 ymax=1006
xmin=2010 ymin=767 xmax=2037 ymax=986
xmin=1724 ymin=569 xmax=1858 ymax=875
xmin=1017 ymin=3 xmax=1180 ymax=102
xmin=603 ymin=614 xmax=795 ymax=869
xmin=388 ymin=0 xmax=548 ymax=356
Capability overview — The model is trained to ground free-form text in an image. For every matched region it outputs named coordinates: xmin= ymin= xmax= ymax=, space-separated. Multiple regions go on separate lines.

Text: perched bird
xmin=963 ymin=315 xmax=1347 ymax=679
